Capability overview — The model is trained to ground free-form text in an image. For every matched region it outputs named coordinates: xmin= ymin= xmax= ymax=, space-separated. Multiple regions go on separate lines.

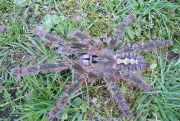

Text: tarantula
xmin=11 ymin=13 xmax=172 ymax=120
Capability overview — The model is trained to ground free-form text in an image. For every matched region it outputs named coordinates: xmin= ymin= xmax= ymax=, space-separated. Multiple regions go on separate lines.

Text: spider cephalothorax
xmin=11 ymin=13 xmax=172 ymax=120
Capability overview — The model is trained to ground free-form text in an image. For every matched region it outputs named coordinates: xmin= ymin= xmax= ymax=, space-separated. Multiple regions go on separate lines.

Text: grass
xmin=0 ymin=0 xmax=179 ymax=121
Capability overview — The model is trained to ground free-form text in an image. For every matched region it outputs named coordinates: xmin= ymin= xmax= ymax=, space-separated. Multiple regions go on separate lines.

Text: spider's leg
xmin=67 ymin=31 xmax=103 ymax=49
xmin=32 ymin=28 xmax=66 ymax=47
xmin=117 ymin=40 xmax=173 ymax=53
xmin=109 ymin=13 xmax=136 ymax=48
xmin=33 ymin=28 xmax=90 ymax=55
xmin=11 ymin=61 xmax=71 ymax=79
xmin=67 ymin=31 xmax=90 ymax=43
xmin=58 ymin=31 xmax=101 ymax=54
xmin=104 ymin=73 xmax=132 ymax=120
xmin=57 ymin=44 xmax=89 ymax=55
xmin=49 ymin=73 xmax=88 ymax=117
xmin=72 ymin=62 xmax=101 ymax=83
xmin=49 ymin=62 xmax=100 ymax=117
xmin=120 ymin=72 xmax=154 ymax=92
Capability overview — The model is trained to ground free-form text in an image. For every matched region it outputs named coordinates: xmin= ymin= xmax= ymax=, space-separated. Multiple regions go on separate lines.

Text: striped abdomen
xmin=113 ymin=52 xmax=149 ymax=72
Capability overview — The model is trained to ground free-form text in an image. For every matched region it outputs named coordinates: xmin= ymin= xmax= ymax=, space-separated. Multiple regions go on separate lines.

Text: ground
xmin=0 ymin=0 xmax=180 ymax=121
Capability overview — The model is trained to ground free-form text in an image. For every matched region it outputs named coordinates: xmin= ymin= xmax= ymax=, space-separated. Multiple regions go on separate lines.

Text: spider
xmin=11 ymin=13 xmax=172 ymax=120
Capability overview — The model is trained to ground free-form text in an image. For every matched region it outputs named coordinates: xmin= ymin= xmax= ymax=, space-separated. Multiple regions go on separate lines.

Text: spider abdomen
xmin=113 ymin=52 xmax=149 ymax=72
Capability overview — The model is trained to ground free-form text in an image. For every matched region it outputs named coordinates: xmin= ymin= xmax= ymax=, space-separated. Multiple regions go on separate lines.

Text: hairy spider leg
xmin=49 ymin=62 xmax=100 ymax=117
xmin=110 ymin=13 xmax=136 ymax=48
xmin=67 ymin=31 xmax=103 ymax=50
xmin=72 ymin=62 xmax=101 ymax=83
xmin=117 ymin=40 xmax=173 ymax=53
xmin=33 ymin=28 xmax=91 ymax=54
xmin=120 ymin=72 xmax=154 ymax=92
xmin=11 ymin=61 xmax=71 ymax=79
xmin=57 ymin=43 xmax=91 ymax=55
xmin=49 ymin=73 xmax=88 ymax=117
xmin=32 ymin=28 xmax=66 ymax=47
xmin=104 ymin=74 xmax=132 ymax=120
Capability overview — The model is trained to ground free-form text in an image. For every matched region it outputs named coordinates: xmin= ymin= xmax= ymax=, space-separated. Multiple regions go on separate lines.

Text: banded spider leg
xmin=11 ymin=61 xmax=71 ymax=80
xmin=49 ymin=73 xmax=88 ymax=117
xmin=66 ymin=30 xmax=104 ymax=51
xmin=117 ymin=40 xmax=173 ymax=53
xmin=49 ymin=63 xmax=101 ymax=117
xmin=120 ymin=71 xmax=154 ymax=92
xmin=32 ymin=27 xmax=66 ymax=47
xmin=104 ymin=73 xmax=132 ymax=120
xmin=108 ymin=13 xmax=136 ymax=48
